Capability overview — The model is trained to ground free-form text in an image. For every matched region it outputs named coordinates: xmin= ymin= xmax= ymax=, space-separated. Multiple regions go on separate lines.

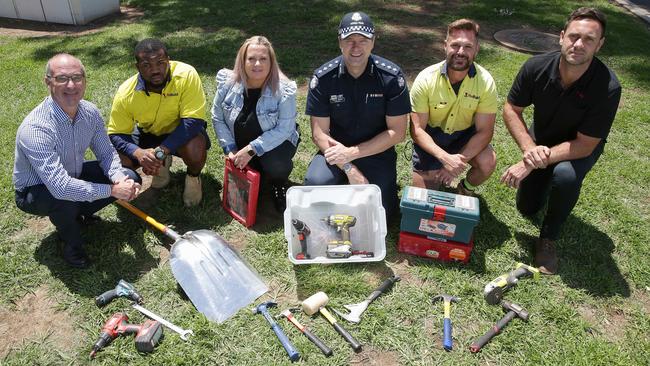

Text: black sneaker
xmin=271 ymin=184 xmax=288 ymax=213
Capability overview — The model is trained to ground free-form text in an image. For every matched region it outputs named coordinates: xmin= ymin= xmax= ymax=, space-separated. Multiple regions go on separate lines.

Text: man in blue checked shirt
xmin=13 ymin=54 xmax=142 ymax=269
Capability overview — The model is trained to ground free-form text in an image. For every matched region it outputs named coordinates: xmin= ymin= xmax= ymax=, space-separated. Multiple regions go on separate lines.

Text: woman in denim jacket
xmin=212 ymin=36 xmax=299 ymax=212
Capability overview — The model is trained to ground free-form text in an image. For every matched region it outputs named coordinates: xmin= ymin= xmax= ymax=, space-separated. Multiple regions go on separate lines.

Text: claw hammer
xmin=432 ymin=294 xmax=460 ymax=351
xmin=253 ymin=301 xmax=300 ymax=362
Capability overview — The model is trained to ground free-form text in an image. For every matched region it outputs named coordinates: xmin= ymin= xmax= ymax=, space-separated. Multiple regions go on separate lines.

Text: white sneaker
xmin=151 ymin=156 xmax=172 ymax=189
xmin=183 ymin=175 xmax=202 ymax=207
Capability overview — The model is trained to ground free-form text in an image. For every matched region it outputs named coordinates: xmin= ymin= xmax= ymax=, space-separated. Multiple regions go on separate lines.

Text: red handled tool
xmin=90 ymin=313 xmax=163 ymax=358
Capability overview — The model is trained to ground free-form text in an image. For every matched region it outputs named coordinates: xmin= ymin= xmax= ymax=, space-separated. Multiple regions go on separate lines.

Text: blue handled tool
xmin=253 ymin=301 xmax=300 ymax=362
xmin=432 ymin=294 xmax=460 ymax=351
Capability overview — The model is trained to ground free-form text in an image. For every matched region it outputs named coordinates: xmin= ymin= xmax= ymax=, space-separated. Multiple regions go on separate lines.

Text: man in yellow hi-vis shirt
xmin=108 ymin=38 xmax=209 ymax=207
xmin=409 ymin=19 xmax=497 ymax=196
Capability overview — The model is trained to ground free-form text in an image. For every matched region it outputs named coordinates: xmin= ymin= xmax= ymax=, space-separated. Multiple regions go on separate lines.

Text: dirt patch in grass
xmin=0 ymin=285 xmax=80 ymax=357
xmin=226 ymin=231 xmax=249 ymax=252
xmin=0 ymin=6 xmax=143 ymax=38
xmin=631 ymin=289 xmax=650 ymax=314
xmin=386 ymin=256 xmax=426 ymax=287
xmin=9 ymin=216 xmax=52 ymax=243
xmin=578 ymin=304 xmax=628 ymax=341
xmin=350 ymin=346 xmax=400 ymax=366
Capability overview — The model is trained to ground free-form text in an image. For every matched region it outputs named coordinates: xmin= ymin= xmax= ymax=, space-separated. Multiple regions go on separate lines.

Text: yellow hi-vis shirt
xmin=410 ymin=61 xmax=497 ymax=134
xmin=108 ymin=61 xmax=206 ymax=136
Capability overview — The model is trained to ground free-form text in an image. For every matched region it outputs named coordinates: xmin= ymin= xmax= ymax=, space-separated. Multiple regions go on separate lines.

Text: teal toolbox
xmin=399 ymin=186 xmax=479 ymax=243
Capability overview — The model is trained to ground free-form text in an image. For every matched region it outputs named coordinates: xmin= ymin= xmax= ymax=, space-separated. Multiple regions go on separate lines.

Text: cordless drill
xmin=90 ymin=312 xmax=163 ymax=358
xmin=95 ymin=279 xmax=143 ymax=307
xmin=292 ymin=219 xmax=311 ymax=259
xmin=322 ymin=214 xmax=356 ymax=258
xmin=483 ymin=263 xmax=540 ymax=305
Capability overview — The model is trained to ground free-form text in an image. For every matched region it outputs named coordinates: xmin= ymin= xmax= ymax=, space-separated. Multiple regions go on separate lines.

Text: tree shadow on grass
xmin=514 ymin=215 xmax=630 ymax=298
xmin=33 ymin=221 xmax=156 ymax=298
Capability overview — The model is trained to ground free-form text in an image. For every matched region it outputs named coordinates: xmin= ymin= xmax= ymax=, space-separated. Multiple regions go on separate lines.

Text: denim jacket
xmin=211 ymin=68 xmax=299 ymax=156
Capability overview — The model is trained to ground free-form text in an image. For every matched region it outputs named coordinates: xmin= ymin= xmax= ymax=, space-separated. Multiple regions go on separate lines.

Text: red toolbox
xmin=222 ymin=158 xmax=261 ymax=227
xmin=397 ymin=231 xmax=473 ymax=264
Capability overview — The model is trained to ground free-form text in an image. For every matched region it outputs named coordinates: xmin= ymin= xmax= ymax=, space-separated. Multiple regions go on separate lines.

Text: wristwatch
xmin=247 ymin=148 xmax=256 ymax=157
xmin=154 ymin=146 xmax=166 ymax=161
xmin=342 ymin=163 xmax=352 ymax=173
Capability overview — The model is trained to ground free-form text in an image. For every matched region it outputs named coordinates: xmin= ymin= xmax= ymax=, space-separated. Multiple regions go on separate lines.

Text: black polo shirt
xmin=508 ymin=51 xmax=621 ymax=147
xmin=306 ymin=54 xmax=411 ymax=159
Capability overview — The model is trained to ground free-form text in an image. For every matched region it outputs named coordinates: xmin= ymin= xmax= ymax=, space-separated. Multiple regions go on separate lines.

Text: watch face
xmin=343 ymin=163 xmax=352 ymax=172
xmin=155 ymin=148 xmax=165 ymax=160
xmin=247 ymin=149 xmax=255 ymax=156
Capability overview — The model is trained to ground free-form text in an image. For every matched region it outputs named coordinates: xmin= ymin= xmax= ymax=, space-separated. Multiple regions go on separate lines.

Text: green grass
xmin=1 ymin=0 xmax=649 ymax=364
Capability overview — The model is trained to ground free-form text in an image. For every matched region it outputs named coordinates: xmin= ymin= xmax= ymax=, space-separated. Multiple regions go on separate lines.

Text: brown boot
xmin=534 ymin=238 xmax=558 ymax=275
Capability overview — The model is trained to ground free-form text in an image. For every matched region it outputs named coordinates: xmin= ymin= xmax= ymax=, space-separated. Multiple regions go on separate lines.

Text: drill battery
xmin=399 ymin=186 xmax=479 ymax=244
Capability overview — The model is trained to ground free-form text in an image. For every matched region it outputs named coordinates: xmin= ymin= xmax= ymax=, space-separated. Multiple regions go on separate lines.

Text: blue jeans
xmin=15 ymin=161 xmax=141 ymax=248
xmin=516 ymin=141 xmax=604 ymax=240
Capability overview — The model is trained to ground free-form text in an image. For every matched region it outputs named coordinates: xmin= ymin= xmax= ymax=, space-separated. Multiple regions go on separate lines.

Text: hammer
xmin=469 ymin=301 xmax=529 ymax=353
xmin=432 ymin=294 xmax=460 ymax=351
xmin=334 ymin=276 xmax=400 ymax=324
xmin=276 ymin=309 xmax=333 ymax=357
xmin=302 ymin=292 xmax=362 ymax=352
xmin=252 ymin=301 xmax=300 ymax=362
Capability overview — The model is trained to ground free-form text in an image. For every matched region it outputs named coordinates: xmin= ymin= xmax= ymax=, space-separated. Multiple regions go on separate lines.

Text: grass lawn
xmin=1 ymin=0 xmax=649 ymax=364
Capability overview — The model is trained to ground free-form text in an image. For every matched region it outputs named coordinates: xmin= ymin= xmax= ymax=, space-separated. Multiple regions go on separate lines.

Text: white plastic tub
xmin=284 ymin=185 xmax=387 ymax=264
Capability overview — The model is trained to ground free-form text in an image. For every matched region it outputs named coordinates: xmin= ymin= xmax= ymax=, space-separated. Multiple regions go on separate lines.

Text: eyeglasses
xmin=47 ymin=74 xmax=85 ymax=84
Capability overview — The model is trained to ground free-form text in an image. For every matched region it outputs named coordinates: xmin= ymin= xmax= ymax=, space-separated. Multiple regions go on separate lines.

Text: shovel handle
xmin=116 ymin=200 xmax=167 ymax=232
xmin=116 ymin=200 xmax=180 ymax=240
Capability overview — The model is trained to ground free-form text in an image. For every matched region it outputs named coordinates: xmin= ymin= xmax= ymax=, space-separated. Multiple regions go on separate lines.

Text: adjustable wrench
xmin=132 ymin=303 xmax=194 ymax=341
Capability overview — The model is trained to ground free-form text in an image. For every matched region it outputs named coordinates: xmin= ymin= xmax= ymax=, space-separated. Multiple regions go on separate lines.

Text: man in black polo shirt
xmin=501 ymin=7 xmax=621 ymax=274
xmin=304 ymin=11 xmax=411 ymax=217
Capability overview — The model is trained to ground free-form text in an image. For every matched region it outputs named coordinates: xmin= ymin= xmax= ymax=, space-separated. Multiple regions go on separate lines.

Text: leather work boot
xmin=151 ymin=156 xmax=172 ymax=189
xmin=183 ymin=175 xmax=202 ymax=207
xmin=62 ymin=243 xmax=91 ymax=269
xmin=456 ymin=179 xmax=475 ymax=197
xmin=534 ymin=238 xmax=558 ymax=275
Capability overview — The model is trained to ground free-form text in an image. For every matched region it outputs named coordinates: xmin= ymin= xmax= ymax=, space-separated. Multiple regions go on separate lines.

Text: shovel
xmin=116 ymin=200 xmax=268 ymax=323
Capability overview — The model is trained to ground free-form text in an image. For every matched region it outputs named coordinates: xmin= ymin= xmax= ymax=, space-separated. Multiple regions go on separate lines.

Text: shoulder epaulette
xmin=314 ymin=57 xmax=342 ymax=77
xmin=371 ymin=55 xmax=401 ymax=76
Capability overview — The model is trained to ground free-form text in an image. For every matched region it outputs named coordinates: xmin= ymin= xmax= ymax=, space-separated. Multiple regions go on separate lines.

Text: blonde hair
xmin=231 ymin=35 xmax=286 ymax=95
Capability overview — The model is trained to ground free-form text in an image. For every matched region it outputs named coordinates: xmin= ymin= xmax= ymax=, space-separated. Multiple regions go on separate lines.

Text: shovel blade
xmin=170 ymin=230 xmax=268 ymax=323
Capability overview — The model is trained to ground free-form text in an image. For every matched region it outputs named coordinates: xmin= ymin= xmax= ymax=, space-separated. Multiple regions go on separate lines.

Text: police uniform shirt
xmin=305 ymin=54 xmax=411 ymax=156
xmin=508 ymin=51 xmax=621 ymax=147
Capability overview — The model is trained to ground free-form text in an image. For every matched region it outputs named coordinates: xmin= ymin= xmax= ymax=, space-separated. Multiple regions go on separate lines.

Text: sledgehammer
xmin=470 ymin=301 xmax=529 ymax=353
xmin=302 ymin=292 xmax=362 ymax=352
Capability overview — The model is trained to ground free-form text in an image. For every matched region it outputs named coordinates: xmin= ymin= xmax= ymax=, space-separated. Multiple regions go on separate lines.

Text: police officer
xmin=304 ymin=11 xmax=411 ymax=217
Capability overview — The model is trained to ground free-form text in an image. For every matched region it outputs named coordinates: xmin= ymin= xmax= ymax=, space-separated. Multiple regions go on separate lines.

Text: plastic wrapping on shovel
xmin=170 ymin=230 xmax=268 ymax=323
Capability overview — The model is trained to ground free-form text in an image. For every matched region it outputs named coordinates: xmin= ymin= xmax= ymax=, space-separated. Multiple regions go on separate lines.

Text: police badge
xmin=310 ymin=76 xmax=318 ymax=90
